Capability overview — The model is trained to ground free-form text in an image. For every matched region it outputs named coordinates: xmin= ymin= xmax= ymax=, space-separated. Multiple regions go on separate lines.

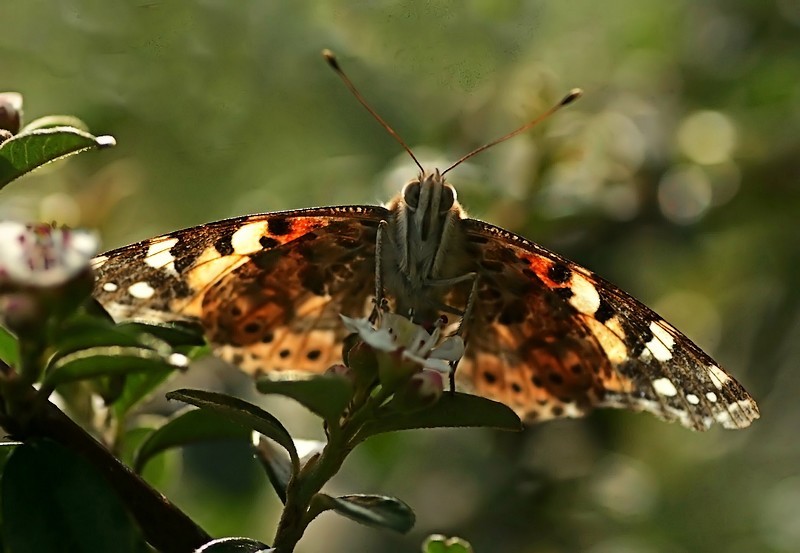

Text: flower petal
xmin=430 ymin=336 xmax=465 ymax=361
xmin=340 ymin=314 xmax=372 ymax=335
xmin=421 ymin=358 xmax=452 ymax=374
xmin=340 ymin=314 xmax=396 ymax=351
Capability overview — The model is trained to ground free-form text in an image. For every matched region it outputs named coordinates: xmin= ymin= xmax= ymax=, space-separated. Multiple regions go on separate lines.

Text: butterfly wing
xmin=92 ymin=206 xmax=387 ymax=375
xmin=454 ymin=219 xmax=759 ymax=431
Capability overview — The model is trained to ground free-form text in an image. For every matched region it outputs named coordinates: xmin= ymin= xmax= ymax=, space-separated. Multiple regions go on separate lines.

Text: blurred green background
xmin=1 ymin=1 xmax=796 ymax=552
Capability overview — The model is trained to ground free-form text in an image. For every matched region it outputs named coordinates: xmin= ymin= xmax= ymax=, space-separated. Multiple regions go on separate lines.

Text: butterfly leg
xmin=452 ymin=273 xmax=479 ymax=393
xmin=456 ymin=273 xmax=479 ymax=339
xmin=372 ymin=220 xmax=389 ymax=322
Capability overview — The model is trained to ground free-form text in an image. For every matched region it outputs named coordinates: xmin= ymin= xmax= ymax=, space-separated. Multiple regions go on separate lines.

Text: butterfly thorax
xmin=382 ymin=169 xmax=471 ymax=321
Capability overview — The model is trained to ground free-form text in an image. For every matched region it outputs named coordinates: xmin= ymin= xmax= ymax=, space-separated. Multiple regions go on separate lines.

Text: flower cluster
xmin=0 ymin=222 xmax=98 ymax=332
xmin=340 ymin=311 xmax=465 ymax=407
xmin=0 ymin=222 xmax=98 ymax=289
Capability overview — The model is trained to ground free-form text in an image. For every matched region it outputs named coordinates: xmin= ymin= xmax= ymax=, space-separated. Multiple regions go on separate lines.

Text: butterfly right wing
xmin=453 ymin=218 xmax=758 ymax=431
xmin=92 ymin=206 xmax=387 ymax=375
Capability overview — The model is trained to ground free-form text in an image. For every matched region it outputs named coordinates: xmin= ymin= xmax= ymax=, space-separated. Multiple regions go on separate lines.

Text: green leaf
xmin=251 ymin=435 xmax=293 ymax=504
xmin=42 ymin=346 xmax=186 ymax=389
xmin=52 ymin=317 xmax=202 ymax=361
xmin=422 ymin=534 xmax=474 ymax=553
xmin=116 ymin=321 xmax=206 ymax=348
xmin=251 ymin=436 xmax=324 ymax=504
xmin=0 ymin=325 xmax=18 ymax=365
xmin=0 ymin=441 xmax=21 ymax=470
xmin=119 ymin=427 xmax=181 ymax=494
xmin=53 ymin=316 xmax=148 ymax=356
xmin=111 ymin=368 xmax=175 ymax=418
xmin=195 ymin=537 xmax=273 ymax=552
xmin=359 ymin=392 xmax=522 ymax=440
xmin=1 ymin=439 xmax=147 ymax=553
xmin=166 ymin=389 xmax=298 ymax=467
xmin=0 ymin=126 xmax=115 ymax=189
xmin=315 ymin=493 xmax=415 ymax=534
xmin=134 ymin=407 xmax=250 ymax=473
xmin=255 ymin=374 xmax=353 ymax=421
xmin=20 ymin=115 xmax=89 ymax=133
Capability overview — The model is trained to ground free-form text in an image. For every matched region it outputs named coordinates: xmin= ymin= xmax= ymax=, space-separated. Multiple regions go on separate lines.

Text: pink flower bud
xmin=391 ymin=369 xmax=444 ymax=411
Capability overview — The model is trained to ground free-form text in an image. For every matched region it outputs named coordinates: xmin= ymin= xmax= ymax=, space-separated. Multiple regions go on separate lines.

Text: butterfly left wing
xmin=453 ymin=219 xmax=759 ymax=431
xmin=92 ymin=206 xmax=387 ymax=375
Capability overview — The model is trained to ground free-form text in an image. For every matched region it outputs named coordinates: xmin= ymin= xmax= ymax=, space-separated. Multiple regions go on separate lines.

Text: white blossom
xmin=0 ymin=222 xmax=99 ymax=287
xmin=340 ymin=312 xmax=464 ymax=374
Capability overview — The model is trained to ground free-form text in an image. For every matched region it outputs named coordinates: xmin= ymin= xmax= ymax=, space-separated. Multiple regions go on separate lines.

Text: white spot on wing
xmin=645 ymin=321 xmax=675 ymax=361
xmin=145 ymin=237 xmax=179 ymax=276
xmin=91 ymin=255 xmax=108 ymax=269
xmin=231 ymin=222 xmax=269 ymax=254
xmin=559 ymin=402 xmax=584 ymax=418
xmin=102 ymin=302 xmax=185 ymax=324
xmin=652 ymin=377 xmax=678 ymax=397
xmin=168 ymin=352 xmax=190 ymax=367
xmin=707 ymin=364 xmax=732 ymax=389
xmin=602 ymin=395 xmax=705 ymax=430
xmin=706 ymin=391 xmax=718 ymax=402
xmin=102 ymin=282 xmax=118 ymax=292
xmin=128 ymin=281 xmax=155 ymax=299
xmin=568 ymin=273 xmax=601 ymax=315
xmin=600 ymin=385 xmax=759 ymax=430
xmin=713 ymin=399 xmax=760 ymax=429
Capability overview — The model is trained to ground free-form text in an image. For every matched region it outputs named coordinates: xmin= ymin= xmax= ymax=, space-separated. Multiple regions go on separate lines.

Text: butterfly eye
xmin=403 ymin=181 xmax=421 ymax=209
xmin=439 ymin=185 xmax=456 ymax=212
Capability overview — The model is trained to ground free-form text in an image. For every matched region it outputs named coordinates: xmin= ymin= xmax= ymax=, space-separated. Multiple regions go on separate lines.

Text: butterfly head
xmin=397 ymin=168 xmax=460 ymax=242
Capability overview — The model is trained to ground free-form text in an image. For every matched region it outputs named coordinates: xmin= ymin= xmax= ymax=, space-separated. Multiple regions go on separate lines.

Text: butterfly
xmin=90 ymin=51 xmax=758 ymax=432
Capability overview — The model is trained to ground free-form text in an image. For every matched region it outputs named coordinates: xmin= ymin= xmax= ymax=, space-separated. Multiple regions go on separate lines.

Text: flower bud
xmin=391 ymin=369 xmax=445 ymax=412
xmin=346 ymin=340 xmax=379 ymax=384
xmin=341 ymin=332 xmax=364 ymax=366
xmin=325 ymin=363 xmax=354 ymax=383
xmin=377 ymin=349 xmax=420 ymax=393
xmin=0 ymin=292 xmax=43 ymax=335
xmin=0 ymin=93 xmax=22 ymax=135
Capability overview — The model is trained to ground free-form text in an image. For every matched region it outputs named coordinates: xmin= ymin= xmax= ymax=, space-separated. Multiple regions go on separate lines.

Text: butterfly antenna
xmin=442 ymin=88 xmax=583 ymax=176
xmin=323 ymin=49 xmax=425 ymax=174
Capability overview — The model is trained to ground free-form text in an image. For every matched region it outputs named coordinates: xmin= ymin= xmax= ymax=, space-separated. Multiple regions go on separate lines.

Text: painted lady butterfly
xmin=91 ymin=52 xmax=758 ymax=431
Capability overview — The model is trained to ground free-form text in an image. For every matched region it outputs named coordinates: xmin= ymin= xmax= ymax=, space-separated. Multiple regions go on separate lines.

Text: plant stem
xmin=271 ymin=391 xmax=388 ymax=552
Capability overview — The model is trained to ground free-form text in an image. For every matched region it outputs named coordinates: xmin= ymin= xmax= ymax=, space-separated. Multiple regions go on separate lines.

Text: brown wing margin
xmin=460 ymin=218 xmax=759 ymax=430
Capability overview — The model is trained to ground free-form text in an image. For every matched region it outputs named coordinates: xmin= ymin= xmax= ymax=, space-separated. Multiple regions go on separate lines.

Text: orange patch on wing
xmin=522 ymin=254 xmax=561 ymax=287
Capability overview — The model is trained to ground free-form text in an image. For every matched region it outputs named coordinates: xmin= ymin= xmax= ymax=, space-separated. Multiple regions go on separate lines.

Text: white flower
xmin=0 ymin=222 xmax=99 ymax=288
xmin=340 ymin=312 xmax=464 ymax=374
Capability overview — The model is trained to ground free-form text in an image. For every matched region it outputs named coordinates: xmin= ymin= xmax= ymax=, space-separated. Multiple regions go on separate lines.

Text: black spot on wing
xmin=594 ymin=297 xmax=614 ymax=323
xmin=214 ymin=233 xmax=234 ymax=256
xmin=267 ymin=217 xmax=292 ymax=236
xmin=629 ymin=325 xmax=652 ymax=358
xmin=259 ymin=236 xmax=280 ymax=249
xmin=173 ymin=254 xmax=194 ymax=274
xmin=554 ymin=287 xmax=573 ymax=300
xmin=548 ymin=263 xmax=572 ymax=284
